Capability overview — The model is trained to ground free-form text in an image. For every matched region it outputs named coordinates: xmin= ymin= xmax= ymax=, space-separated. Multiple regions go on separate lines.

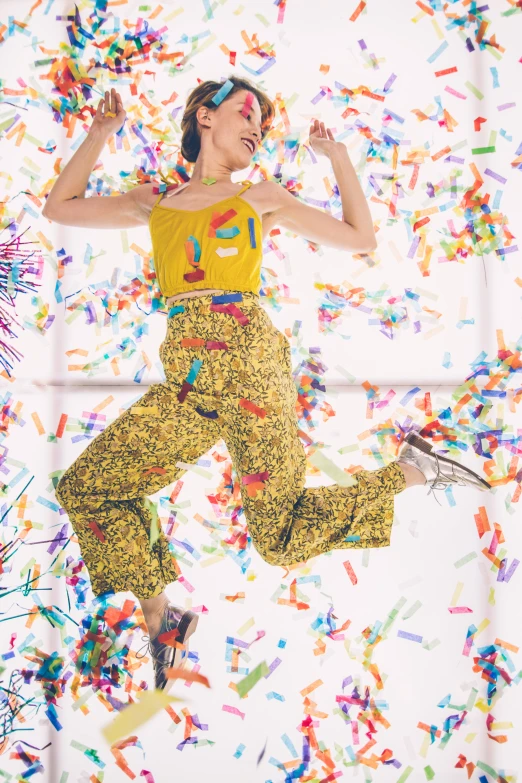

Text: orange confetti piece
xmin=165 ymin=667 xmax=211 ymax=688
xmin=142 ymin=466 xmax=168 ymax=476
xmin=239 ymin=398 xmax=267 ymax=418
xmin=343 ymin=559 xmax=358 ymax=585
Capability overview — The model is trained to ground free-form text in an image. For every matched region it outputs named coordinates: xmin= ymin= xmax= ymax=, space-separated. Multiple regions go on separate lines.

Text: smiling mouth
xmin=241 ymin=139 xmax=255 ymax=153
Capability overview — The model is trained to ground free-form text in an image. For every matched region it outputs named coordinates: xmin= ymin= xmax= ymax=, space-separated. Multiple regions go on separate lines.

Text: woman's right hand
xmin=89 ymin=88 xmax=127 ymax=138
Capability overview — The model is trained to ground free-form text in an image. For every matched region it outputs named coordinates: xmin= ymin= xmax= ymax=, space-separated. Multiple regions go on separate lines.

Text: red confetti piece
xmin=56 ymin=413 xmax=67 ymax=439
xmin=343 ymin=560 xmax=358 ymax=585
xmin=184 ymin=268 xmax=205 ymax=283
xmin=157 ymin=627 xmax=181 ymax=646
xmin=88 ymin=520 xmax=106 ymax=543
xmin=239 ymin=398 xmax=267 ymax=418
xmin=142 ymin=466 xmax=168 ymax=476
xmin=242 ymin=471 xmax=269 ymax=484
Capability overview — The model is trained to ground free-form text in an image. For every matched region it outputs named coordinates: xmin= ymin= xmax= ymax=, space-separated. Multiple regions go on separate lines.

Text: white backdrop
xmin=1 ymin=1 xmax=521 ymax=781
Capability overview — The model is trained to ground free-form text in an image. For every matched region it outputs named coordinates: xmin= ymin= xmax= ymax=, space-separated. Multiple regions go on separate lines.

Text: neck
xmin=190 ymin=157 xmax=235 ymax=185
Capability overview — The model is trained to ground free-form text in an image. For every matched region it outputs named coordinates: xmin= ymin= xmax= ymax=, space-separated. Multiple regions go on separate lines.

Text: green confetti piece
xmin=175 ymin=461 xmax=213 ymax=479
xmin=465 ymin=81 xmax=484 ymax=100
xmin=308 ymin=450 xmax=358 ymax=486
xmin=236 ymin=660 xmax=270 ymax=699
xmin=145 ymin=497 xmax=160 ymax=550
xmin=454 ymin=551 xmax=477 ymax=568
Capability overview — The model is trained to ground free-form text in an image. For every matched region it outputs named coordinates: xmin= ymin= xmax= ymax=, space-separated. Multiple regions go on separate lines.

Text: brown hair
xmin=180 ymin=76 xmax=275 ymax=163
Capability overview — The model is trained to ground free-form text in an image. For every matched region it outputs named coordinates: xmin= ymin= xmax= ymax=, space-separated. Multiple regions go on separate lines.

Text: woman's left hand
xmin=308 ymin=119 xmax=339 ymax=157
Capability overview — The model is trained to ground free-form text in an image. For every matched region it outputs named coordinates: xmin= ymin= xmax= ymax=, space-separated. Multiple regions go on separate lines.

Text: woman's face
xmin=201 ymin=89 xmax=264 ymax=171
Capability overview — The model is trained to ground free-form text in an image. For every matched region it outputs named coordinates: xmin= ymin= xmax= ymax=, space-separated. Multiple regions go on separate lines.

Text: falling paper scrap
xmin=101 ymin=689 xmax=187 ymax=746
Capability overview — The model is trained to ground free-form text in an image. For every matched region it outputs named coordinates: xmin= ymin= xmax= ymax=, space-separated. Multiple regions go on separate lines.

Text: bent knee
xmin=256 ymin=543 xmax=303 ymax=569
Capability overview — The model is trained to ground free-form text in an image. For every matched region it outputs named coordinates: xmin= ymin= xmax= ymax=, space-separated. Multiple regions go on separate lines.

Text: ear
xmin=196 ymin=105 xmax=213 ymax=130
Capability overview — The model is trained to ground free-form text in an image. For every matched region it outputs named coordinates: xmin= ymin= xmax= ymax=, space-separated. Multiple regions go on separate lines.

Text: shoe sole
xmin=404 ymin=432 xmax=492 ymax=490
xmin=164 ymin=609 xmax=199 ymax=693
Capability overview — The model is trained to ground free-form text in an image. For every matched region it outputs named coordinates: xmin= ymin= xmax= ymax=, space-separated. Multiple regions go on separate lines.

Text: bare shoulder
xmin=254 ymin=180 xmax=293 ymax=214
xmin=131 ymin=182 xmax=159 ymax=220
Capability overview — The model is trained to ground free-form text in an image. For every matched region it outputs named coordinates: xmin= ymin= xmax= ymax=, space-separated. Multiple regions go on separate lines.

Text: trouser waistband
xmin=166 ymin=290 xmax=260 ymax=319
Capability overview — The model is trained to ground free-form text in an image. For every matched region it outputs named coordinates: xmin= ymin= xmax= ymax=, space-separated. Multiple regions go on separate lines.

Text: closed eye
xmin=241 ymin=111 xmax=261 ymax=139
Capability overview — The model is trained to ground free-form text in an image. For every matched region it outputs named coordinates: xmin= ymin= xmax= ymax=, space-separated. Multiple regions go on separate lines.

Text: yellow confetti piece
xmin=93 ymin=395 xmax=116 ymax=413
xmin=450 ymin=582 xmax=464 ymax=607
xmin=422 ymin=323 xmax=445 ymax=340
xmin=31 ymin=411 xmax=45 ymax=435
xmin=120 ymin=228 xmax=129 ymax=254
xmin=35 ymin=231 xmax=53 ymax=251
xmin=237 ymin=616 xmax=255 ymax=636
xmin=101 ymin=690 xmax=187 ymax=746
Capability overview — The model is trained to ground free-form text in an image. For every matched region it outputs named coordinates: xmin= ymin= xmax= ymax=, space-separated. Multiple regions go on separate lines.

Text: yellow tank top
xmin=149 ymin=180 xmax=263 ymax=298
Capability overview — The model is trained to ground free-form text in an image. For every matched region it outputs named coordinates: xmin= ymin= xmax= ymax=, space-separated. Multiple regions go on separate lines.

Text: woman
xmin=44 ymin=76 xmax=492 ymax=693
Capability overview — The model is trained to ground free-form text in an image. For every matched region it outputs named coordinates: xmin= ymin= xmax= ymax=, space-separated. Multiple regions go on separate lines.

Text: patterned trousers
xmin=55 ymin=291 xmax=407 ymax=599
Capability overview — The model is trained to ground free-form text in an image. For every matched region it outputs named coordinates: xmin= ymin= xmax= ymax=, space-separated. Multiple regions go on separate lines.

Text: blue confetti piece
xmin=211 ymin=78 xmax=234 ymax=106
xmin=186 ymin=359 xmax=203 ymax=385
xmin=212 ymin=292 xmax=243 ymax=304
xmin=248 ymin=215 xmax=256 ymax=248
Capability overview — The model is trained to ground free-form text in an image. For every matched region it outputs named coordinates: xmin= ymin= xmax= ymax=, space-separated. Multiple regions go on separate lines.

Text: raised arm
xmin=42 ymin=88 xmax=149 ymax=229
xmin=267 ymin=120 xmax=377 ymax=253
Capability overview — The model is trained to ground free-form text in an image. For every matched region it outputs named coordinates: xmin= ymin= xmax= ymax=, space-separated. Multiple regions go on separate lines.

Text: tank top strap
xmin=236 ymin=180 xmax=253 ymax=197
xmin=153 ymin=182 xmax=189 ymax=208
xmin=153 ymin=190 xmax=166 ymax=208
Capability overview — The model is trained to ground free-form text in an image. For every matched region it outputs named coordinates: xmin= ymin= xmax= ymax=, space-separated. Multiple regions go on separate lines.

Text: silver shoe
xmin=397 ymin=431 xmax=493 ymax=506
xmin=136 ymin=603 xmax=198 ymax=692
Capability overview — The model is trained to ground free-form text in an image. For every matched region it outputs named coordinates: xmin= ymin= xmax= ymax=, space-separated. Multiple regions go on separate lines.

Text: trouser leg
xmin=55 ymin=380 xmax=221 ymax=599
xmin=216 ymin=299 xmax=408 ymax=568
xmin=55 ymin=288 xmax=409 ymax=599
xmin=222 ymin=390 xmax=407 ymax=568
